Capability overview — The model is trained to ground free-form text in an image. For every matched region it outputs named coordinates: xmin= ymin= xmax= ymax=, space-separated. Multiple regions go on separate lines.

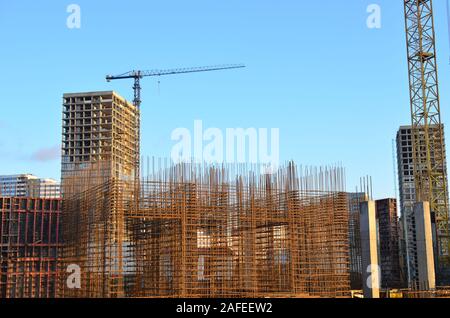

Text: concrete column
xmin=414 ymin=202 xmax=436 ymax=290
xmin=360 ymin=200 xmax=380 ymax=298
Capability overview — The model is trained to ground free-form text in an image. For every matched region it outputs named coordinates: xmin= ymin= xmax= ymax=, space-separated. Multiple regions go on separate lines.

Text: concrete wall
xmin=360 ymin=201 xmax=380 ymax=298
xmin=414 ymin=202 xmax=436 ymax=290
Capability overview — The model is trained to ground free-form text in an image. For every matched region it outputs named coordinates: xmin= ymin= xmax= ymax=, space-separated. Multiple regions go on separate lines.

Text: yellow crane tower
xmin=403 ymin=0 xmax=450 ymax=284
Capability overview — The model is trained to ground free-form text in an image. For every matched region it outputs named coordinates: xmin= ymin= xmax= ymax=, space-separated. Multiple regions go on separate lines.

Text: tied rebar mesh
xmin=58 ymin=160 xmax=350 ymax=298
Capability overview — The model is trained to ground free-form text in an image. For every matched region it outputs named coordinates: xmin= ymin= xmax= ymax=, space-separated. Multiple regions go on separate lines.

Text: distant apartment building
xmin=376 ymin=198 xmax=403 ymax=288
xmin=61 ymin=91 xmax=139 ymax=190
xmin=396 ymin=125 xmax=450 ymax=287
xmin=0 ymin=176 xmax=60 ymax=298
xmin=396 ymin=126 xmax=418 ymax=287
xmin=0 ymin=174 xmax=60 ymax=198
xmin=28 ymin=178 xmax=60 ymax=198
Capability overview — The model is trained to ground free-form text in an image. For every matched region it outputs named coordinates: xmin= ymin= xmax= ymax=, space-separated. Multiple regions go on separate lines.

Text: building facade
xmin=0 ymin=175 xmax=60 ymax=199
xmin=396 ymin=126 xmax=417 ymax=287
xmin=396 ymin=125 xmax=450 ymax=287
xmin=61 ymin=91 xmax=139 ymax=188
xmin=27 ymin=178 xmax=60 ymax=199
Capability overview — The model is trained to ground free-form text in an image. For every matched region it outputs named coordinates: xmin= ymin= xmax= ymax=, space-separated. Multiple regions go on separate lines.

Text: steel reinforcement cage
xmin=0 ymin=197 xmax=61 ymax=298
xmin=59 ymin=162 xmax=350 ymax=298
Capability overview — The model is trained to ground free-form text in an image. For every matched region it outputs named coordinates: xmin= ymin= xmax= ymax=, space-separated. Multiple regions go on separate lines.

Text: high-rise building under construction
xmin=396 ymin=125 xmax=450 ymax=287
xmin=61 ymin=91 xmax=139 ymax=187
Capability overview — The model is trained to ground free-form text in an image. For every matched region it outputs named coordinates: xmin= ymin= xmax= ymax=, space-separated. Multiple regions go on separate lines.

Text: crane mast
xmin=404 ymin=0 xmax=450 ymax=281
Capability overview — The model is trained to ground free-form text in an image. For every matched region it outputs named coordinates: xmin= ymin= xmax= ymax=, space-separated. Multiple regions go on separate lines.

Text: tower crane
xmin=106 ymin=64 xmax=246 ymax=109
xmin=403 ymin=0 xmax=450 ymax=285
xmin=105 ymin=64 xmax=245 ymax=190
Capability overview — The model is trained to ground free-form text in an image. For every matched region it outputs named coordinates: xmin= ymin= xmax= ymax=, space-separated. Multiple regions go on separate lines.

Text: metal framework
xmin=58 ymin=161 xmax=351 ymax=298
xmin=0 ymin=197 xmax=61 ymax=298
xmin=376 ymin=199 xmax=403 ymax=288
xmin=404 ymin=0 xmax=450 ymax=268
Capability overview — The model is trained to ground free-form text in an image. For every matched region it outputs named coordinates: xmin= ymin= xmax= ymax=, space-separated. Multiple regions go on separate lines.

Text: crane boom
xmin=107 ymin=64 xmax=245 ymax=81
xmin=106 ymin=64 xmax=245 ymax=108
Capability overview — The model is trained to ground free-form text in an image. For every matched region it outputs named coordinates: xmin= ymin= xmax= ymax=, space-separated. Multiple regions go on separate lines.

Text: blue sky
xmin=1 ymin=0 xmax=450 ymax=199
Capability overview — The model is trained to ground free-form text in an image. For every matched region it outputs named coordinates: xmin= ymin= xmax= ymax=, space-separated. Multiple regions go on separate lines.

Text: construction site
xmin=58 ymin=162 xmax=350 ymax=298
xmin=0 ymin=197 xmax=61 ymax=298
xmin=2 ymin=0 xmax=450 ymax=299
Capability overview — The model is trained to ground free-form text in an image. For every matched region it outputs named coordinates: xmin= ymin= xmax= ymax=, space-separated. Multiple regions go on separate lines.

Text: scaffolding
xmin=58 ymin=161 xmax=351 ymax=298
